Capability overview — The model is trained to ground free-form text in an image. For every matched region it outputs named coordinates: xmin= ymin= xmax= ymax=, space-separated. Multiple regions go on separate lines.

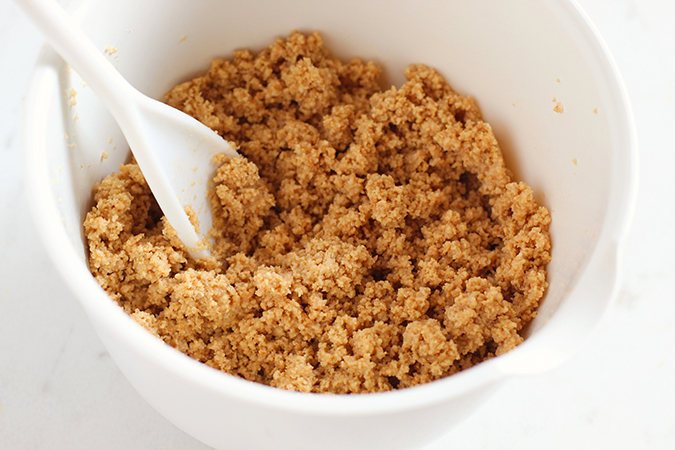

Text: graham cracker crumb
xmin=84 ymin=31 xmax=551 ymax=394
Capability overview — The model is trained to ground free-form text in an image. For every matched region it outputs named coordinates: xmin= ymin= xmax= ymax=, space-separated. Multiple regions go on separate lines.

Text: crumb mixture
xmin=84 ymin=32 xmax=551 ymax=393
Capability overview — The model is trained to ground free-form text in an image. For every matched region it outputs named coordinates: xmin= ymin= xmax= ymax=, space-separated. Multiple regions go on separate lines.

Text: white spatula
xmin=15 ymin=0 xmax=238 ymax=259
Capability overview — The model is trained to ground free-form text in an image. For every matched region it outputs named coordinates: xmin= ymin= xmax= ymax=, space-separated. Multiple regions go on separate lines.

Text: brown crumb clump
xmin=84 ymin=31 xmax=551 ymax=393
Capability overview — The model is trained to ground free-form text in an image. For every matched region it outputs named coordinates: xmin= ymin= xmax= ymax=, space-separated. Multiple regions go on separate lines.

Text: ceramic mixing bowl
xmin=23 ymin=0 xmax=637 ymax=449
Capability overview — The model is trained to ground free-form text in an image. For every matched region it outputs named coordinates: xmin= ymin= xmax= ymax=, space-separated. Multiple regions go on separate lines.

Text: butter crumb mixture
xmin=84 ymin=32 xmax=551 ymax=393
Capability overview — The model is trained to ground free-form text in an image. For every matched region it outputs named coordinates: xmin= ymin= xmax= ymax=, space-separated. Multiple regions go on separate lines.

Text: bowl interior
xmin=47 ymin=0 xmax=627 ymax=335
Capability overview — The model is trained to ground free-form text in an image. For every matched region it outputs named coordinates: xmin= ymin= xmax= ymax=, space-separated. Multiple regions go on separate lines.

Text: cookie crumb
xmin=85 ymin=32 xmax=551 ymax=394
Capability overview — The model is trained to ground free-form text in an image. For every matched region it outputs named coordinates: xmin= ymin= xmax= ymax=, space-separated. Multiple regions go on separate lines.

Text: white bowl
xmin=23 ymin=0 xmax=637 ymax=449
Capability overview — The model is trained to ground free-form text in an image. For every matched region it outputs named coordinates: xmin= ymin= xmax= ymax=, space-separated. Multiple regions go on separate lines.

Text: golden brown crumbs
xmin=84 ymin=31 xmax=551 ymax=393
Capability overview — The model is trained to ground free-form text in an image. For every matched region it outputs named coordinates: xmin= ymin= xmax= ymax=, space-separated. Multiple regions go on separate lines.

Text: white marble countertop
xmin=1 ymin=0 xmax=673 ymax=448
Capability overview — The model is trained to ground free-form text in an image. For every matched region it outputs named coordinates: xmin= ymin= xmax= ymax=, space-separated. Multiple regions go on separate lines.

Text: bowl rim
xmin=22 ymin=0 xmax=638 ymax=416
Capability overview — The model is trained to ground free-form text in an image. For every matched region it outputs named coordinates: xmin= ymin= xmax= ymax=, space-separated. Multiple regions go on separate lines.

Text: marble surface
xmin=1 ymin=0 xmax=673 ymax=448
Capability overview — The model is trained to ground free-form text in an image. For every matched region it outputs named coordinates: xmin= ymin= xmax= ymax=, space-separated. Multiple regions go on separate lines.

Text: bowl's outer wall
xmin=25 ymin=0 xmax=637 ymax=449
xmin=94 ymin=315 xmax=501 ymax=450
